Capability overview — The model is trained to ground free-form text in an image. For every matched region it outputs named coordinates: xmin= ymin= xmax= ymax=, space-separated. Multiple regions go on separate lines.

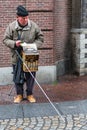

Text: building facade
xmin=71 ymin=0 xmax=87 ymax=75
xmin=0 ymin=0 xmax=72 ymax=84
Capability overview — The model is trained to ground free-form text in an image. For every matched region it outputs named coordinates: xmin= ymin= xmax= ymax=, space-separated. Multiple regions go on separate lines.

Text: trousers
xmin=13 ymin=65 xmax=36 ymax=96
xmin=16 ymin=72 xmax=36 ymax=96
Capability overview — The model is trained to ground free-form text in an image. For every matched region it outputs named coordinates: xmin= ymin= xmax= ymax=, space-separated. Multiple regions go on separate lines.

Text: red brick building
xmin=0 ymin=0 xmax=72 ymax=84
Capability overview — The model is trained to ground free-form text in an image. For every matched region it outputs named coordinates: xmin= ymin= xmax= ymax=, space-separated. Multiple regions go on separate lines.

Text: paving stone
xmin=0 ymin=114 xmax=87 ymax=130
xmin=0 ymin=75 xmax=87 ymax=129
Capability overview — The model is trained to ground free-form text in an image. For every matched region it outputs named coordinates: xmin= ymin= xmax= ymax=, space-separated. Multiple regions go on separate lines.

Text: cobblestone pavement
xmin=0 ymin=114 xmax=87 ymax=130
xmin=0 ymin=75 xmax=87 ymax=129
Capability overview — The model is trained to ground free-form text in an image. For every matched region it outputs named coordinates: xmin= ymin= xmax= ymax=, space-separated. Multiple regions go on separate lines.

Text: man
xmin=3 ymin=5 xmax=44 ymax=103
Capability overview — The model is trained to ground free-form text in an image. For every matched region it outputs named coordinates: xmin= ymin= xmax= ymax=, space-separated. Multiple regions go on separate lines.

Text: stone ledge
xmin=0 ymin=66 xmax=57 ymax=85
xmin=71 ymin=28 xmax=87 ymax=33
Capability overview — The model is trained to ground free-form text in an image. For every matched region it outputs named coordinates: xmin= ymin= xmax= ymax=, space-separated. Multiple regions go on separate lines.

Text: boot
xmin=14 ymin=95 xmax=23 ymax=103
xmin=27 ymin=95 xmax=36 ymax=103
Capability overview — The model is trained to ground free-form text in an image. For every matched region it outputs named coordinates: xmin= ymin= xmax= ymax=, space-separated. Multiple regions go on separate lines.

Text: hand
xmin=15 ymin=40 xmax=21 ymax=47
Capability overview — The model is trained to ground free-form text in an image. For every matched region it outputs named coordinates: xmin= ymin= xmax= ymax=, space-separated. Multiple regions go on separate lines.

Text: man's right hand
xmin=15 ymin=40 xmax=21 ymax=47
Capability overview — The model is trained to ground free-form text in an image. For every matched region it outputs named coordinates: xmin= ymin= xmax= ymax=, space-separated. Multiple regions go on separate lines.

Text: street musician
xmin=3 ymin=5 xmax=44 ymax=103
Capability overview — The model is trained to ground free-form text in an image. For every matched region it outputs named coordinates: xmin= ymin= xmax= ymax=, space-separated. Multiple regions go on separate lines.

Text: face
xmin=17 ymin=16 xmax=28 ymax=26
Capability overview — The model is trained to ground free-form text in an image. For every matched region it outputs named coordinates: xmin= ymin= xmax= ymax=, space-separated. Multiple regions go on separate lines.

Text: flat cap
xmin=16 ymin=5 xmax=29 ymax=16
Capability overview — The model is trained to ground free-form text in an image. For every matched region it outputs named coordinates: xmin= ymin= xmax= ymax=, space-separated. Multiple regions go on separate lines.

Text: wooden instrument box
xmin=22 ymin=51 xmax=39 ymax=72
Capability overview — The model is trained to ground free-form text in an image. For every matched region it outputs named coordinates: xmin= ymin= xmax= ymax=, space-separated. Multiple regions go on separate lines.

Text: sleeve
xmin=3 ymin=24 xmax=16 ymax=49
xmin=34 ymin=24 xmax=44 ymax=48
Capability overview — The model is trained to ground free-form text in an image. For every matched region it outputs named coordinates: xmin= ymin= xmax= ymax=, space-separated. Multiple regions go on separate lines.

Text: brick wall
xmin=0 ymin=0 xmax=25 ymax=67
xmin=54 ymin=0 xmax=72 ymax=63
xmin=72 ymin=0 xmax=87 ymax=28
xmin=0 ymin=0 xmax=54 ymax=67
xmin=72 ymin=0 xmax=81 ymax=28
xmin=0 ymin=0 xmax=72 ymax=74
